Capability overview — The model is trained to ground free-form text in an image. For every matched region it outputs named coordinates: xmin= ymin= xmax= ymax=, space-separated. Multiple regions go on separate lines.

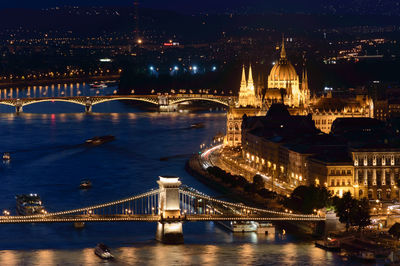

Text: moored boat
xmin=352 ymin=250 xmax=375 ymax=262
xmin=255 ymin=222 xmax=276 ymax=235
xmin=218 ymin=221 xmax=258 ymax=232
xmin=315 ymin=237 xmax=341 ymax=252
xmin=16 ymin=194 xmax=46 ymax=216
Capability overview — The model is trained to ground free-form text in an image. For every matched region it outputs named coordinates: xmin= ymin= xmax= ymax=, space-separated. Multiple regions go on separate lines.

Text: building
xmin=241 ymin=104 xmax=321 ymax=185
xmin=310 ymin=93 xmax=374 ymax=134
xmin=308 ymin=150 xmax=355 ymax=197
xmin=226 ymin=65 xmax=263 ymax=147
xmin=331 ymin=117 xmax=400 ymax=200
xmin=374 ymin=99 xmax=400 ymax=121
xmin=265 ymin=38 xmax=310 ymax=108
xmin=241 ymin=106 xmax=400 ymax=200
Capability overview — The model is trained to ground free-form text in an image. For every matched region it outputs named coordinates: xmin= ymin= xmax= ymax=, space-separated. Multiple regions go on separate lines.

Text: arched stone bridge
xmin=0 ymin=94 xmax=236 ymax=113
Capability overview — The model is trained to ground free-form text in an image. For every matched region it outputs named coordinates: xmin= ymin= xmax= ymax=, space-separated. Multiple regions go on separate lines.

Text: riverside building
xmin=241 ymin=105 xmax=400 ymax=201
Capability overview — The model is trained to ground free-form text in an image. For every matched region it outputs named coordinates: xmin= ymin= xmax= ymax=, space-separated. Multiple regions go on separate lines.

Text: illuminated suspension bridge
xmin=0 ymin=94 xmax=235 ymax=113
xmin=0 ymin=176 xmax=324 ymax=243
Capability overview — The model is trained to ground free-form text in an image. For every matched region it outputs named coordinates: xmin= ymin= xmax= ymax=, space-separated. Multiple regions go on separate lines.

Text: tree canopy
xmin=284 ymin=185 xmax=331 ymax=214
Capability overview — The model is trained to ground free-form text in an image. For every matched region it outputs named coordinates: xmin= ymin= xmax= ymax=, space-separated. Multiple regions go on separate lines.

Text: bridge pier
xmin=156 ymin=176 xmax=184 ymax=244
xmin=15 ymin=105 xmax=23 ymax=114
xmin=158 ymin=104 xmax=178 ymax=112
xmin=85 ymin=104 xmax=92 ymax=113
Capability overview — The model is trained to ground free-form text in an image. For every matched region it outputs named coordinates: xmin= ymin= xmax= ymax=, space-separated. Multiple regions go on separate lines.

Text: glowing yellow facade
xmin=226 ymin=65 xmax=263 ymax=147
xmin=267 ymin=38 xmax=309 ymax=107
xmin=238 ymin=65 xmax=260 ymax=108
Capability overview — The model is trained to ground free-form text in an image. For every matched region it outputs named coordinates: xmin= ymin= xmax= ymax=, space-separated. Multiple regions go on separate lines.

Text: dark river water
xmin=0 ymin=84 xmax=352 ymax=265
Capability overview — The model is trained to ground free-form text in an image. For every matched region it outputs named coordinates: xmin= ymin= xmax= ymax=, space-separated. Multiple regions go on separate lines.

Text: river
xmin=0 ymin=84 xmax=349 ymax=265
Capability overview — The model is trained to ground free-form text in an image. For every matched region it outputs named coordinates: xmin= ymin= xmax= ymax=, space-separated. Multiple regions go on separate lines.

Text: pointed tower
xmin=247 ymin=64 xmax=255 ymax=93
xmin=238 ymin=64 xmax=259 ymax=107
xmin=240 ymin=65 xmax=247 ymax=91
xmin=280 ymin=36 xmax=287 ymax=59
xmin=301 ymin=68 xmax=310 ymax=106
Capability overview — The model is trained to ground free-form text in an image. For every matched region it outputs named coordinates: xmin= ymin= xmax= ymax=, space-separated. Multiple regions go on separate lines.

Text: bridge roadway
xmin=0 ymin=176 xmax=325 ymax=244
xmin=0 ymin=214 xmax=325 ymax=224
xmin=0 ymin=94 xmax=236 ymax=113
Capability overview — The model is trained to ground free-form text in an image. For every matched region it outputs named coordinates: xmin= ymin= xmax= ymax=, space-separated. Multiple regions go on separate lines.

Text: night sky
xmin=0 ymin=0 xmax=248 ymax=12
xmin=1 ymin=0 xmax=397 ymax=15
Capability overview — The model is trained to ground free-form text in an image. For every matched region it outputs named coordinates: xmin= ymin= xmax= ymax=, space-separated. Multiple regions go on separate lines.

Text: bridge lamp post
xmin=152 ymin=207 xmax=155 ymax=215
xmin=88 ymin=210 xmax=93 ymax=216
xmin=2 ymin=210 xmax=10 ymax=216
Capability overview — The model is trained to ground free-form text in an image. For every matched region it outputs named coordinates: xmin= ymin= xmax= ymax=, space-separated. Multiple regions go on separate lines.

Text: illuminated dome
xmin=269 ymin=59 xmax=297 ymax=82
xmin=269 ymin=39 xmax=297 ymax=82
xmin=267 ymin=37 xmax=303 ymax=107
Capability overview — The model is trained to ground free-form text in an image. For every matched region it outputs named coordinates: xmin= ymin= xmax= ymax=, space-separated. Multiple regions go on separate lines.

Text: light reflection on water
xmin=0 ymin=99 xmax=347 ymax=265
xmin=0 ymin=243 xmax=347 ymax=265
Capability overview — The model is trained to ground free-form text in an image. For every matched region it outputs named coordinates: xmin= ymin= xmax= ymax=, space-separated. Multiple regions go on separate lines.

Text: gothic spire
xmin=280 ymin=35 xmax=286 ymax=59
xmin=240 ymin=65 xmax=247 ymax=90
xmin=247 ymin=64 xmax=254 ymax=91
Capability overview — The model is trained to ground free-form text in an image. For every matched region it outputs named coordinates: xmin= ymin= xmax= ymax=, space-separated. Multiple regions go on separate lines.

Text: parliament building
xmin=223 ymin=37 xmax=400 ymax=201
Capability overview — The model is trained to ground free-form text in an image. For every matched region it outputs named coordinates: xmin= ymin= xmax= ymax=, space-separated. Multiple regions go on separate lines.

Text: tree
xmin=253 ymin=174 xmax=266 ymax=191
xmin=350 ymin=197 xmax=371 ymax=231
xmin=284 ymin=185 xmax=331 ymax=214
xmin=334 ymin=192 xmax=371 ymax=232
xmin=389 ymin=223 xmax=400 ymax=240
xmin=334 ymin=191 xmax=354 ymax=232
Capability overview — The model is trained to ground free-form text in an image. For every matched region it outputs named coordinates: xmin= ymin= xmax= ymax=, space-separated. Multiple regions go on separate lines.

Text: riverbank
xmin=0 ymin=74 xmax=120 ymax=88
xmin=185 ymin=154 xmax=319 ymax=237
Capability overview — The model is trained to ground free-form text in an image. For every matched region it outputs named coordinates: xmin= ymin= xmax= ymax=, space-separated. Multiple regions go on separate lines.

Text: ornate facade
xmin=351 ymin=149 xmax=400 ymax=200
xmin=310 ymin=93 xmax=374 ymax=133
xmin=265 ymin=38 xmax=310 ymax=108
xmin=226 ymin=65 xmax=263 ymax=147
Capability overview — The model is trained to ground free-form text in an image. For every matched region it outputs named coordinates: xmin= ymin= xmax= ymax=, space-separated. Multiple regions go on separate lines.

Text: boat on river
xmin=94 ymin=243 xmax=114 ymax=259
xmin=89 ymin=82 xmax=107 ymax=89
xmin=85 ymin=135 xmax=115 ymax=146
xmin=2 ymin=152 xmax=10 ymax=161
xmin=79 ymin=180 xmax=92 ymax=189
xmin=190 ymin=123 xmax=205 ymax=129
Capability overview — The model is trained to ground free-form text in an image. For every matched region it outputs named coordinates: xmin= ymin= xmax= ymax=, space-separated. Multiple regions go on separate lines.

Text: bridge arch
xmin=0 ymin=102 xmax=17 ymax=107
xmin=22 ymin=99 xmax=86 ymax=107
xmin=169 ymin=97 xmax=229 ymax=106
xmin=92 ymin=97 xmax=159 ymax=106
